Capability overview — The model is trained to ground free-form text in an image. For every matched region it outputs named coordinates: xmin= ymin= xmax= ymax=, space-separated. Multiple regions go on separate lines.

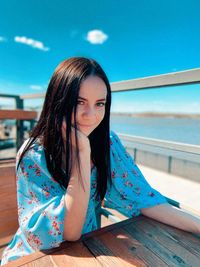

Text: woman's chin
xmin=79 ymin=127 xmax=95 ymax=137
xmin=76 ymin=123 xmax=99 ymax=136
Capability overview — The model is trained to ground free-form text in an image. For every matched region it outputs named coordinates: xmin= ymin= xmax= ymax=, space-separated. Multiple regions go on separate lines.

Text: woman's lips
xmin=78 ymin=124 xmax=95 ymax=128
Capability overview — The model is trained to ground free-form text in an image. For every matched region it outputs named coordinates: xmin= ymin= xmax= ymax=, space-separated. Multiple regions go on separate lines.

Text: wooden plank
xmin=82 ymin=216 xmax=142 ymax=241
xmin=146 ymin=218 xmax=200 ymax=256
xmin=0 ymin=219 xmax=18 ymax=238
xmin=0 ymin=165 xmax=15 ymax=176
xmin=83 ymin=236 xmax=132 ymax=266
xmin=123 ymin=220 xmax=184 ymax=266
xmin=0 ymin=159 xmax=15 ymax=166
xmin=0 ymin=235 xmax=13 ymax=247
xmin=0 ymin=184 xmax=17 ymax=196
xmin=22 ymin=255 xmax=56 ymax=267
xmin=94 ymin=229 xmax=147 ymax=266
xmin=0 ymin=162 xmax=18 ymax=244
xmin=2 ymin=216 xmax=200 ymax=266
xmin=3 ymin=250 xmax=49 ymax=267
xmin=0 ymin=109 xmax=37 ymax=120
xmin=2 ymin=242 xmax=100 ymax=267
xmin=98 ymin=228 xmax=167 ymax=266
xmin=0 ymin=165 xmax=16 ymax=207
xmin=0 ymin=195 xmax=17 ymax=209
xmin=0 ymin=202 xmax=17 ymax=215
xmin=134 ymin=218 xmax=200 ymax=266
xmin=0 ymin=178 xmax=16 ymax=188
xmin=0 ymin=182 xmax=16 ymax=192
xmin=0 ymin=207 xmax=18 ymax=221
xmin=50 ymin=242 xmax=101 ymax=267
xmin=0 ymin=207 xmax=18 ymax=222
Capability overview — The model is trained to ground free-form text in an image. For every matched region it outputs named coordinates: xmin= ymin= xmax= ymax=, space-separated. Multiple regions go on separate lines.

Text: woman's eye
xmin=77 ymin=100 xmax=84 ymax=105
xmin=96 ymin=102 xmax=105 ymax=107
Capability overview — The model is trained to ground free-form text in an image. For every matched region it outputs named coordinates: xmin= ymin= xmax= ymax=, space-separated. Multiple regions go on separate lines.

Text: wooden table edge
xmin=3 ymin=216 xmax=143 ymax=267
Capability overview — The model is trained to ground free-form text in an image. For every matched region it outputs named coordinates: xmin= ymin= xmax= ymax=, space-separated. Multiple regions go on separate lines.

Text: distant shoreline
xmin=110 ymin=112 xmax=200 ymax=119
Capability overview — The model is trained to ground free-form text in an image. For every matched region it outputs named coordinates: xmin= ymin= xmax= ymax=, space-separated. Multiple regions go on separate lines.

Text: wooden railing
xmin=0 ymin=109 xmax=37 ymax=120
xmin=0 ymin=159 xmax=17 ymax=252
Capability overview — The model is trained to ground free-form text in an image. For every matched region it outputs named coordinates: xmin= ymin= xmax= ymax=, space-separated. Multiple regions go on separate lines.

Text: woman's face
xmin=72 ymin=76 xmax=107 ymax=136
xmin=72 ymin=75 xmax=107 ymax=136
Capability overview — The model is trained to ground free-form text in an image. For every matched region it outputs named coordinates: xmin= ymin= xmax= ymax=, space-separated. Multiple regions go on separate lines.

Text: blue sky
xmin=0 ymin=0 xmax=200 ymax=113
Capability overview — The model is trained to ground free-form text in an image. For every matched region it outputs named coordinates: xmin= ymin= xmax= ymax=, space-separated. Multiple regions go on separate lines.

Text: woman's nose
xmin=83 ymin=106 xmax=96 ymax=118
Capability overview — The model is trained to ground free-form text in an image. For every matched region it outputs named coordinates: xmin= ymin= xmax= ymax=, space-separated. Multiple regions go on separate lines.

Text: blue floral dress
xmin=1 ymin=131 xmax=167 ymax=265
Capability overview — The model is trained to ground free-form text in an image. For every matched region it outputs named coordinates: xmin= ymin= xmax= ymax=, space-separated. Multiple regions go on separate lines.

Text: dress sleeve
xmin=16 ymin=143 xmax=65 ymax=251
xmin=105 ymin=131 xmax=167 ymax=217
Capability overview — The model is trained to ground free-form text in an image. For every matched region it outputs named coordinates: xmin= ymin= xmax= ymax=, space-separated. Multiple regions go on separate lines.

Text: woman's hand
xmin=62 ymin=121 xmax=90 ymax=153
xmin=62 ymin=122 xmax=92 ymax=242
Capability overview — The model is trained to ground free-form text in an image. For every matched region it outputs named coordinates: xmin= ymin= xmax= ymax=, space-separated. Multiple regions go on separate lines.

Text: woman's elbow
xmin=64 ymin=232 xmax=81 ymax=242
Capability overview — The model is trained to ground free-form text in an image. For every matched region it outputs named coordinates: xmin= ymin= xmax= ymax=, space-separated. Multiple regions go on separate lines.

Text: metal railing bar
xmin=118 ymin=133 xmax=200 ymax=155
xmin=17 ymin=68 xmax=200 ymax=97
xmin=0 ymin=94 xmax=19 ymax=99
xmin=20 ymin=93 xmax=45 ymax=100
xmin=111 ymin=68 xmax=200 ymax=92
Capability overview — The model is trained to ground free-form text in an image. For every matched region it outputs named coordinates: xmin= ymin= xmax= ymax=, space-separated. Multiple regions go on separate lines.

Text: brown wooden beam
xmin=0 ymin=109 xmax=37 ymax=120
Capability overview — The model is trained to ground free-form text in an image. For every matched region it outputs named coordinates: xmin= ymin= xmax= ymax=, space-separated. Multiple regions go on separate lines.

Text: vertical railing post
xmin=168 ymin=156 xmax=172 ymax=173
xmin=15 ymin=96 xmax=24 ymax=150
xmin=134 ymin=148 xmax=137 ymax=162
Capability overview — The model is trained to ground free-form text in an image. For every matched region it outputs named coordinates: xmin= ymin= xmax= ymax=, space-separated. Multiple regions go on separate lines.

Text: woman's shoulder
xmin=16 ymin=138 xmax=44 ymax=165
xmin=16 ymin=138 xmax=54 ymax=182
xmin=109 ymin=130 xmax=121 ymax=144
xmin=110 ymin=130 xmax=118 ymax=139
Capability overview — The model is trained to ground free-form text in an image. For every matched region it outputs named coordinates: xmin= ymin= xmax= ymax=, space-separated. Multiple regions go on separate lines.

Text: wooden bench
xmin=0 ymin=109 xmax=37 ymax=120
xmin=0 ymin=160 xmax=18 ymax=260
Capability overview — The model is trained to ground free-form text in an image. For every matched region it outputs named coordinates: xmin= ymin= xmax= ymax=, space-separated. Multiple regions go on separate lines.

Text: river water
xmin=110 ymin=115 xmax=200 ymax=145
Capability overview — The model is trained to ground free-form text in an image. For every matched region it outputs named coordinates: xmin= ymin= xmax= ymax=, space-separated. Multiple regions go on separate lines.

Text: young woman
xmin=1 ymin=57 xmax=200 ymax=265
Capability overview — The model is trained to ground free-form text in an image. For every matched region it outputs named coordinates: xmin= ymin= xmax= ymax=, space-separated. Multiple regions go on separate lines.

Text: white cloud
xmin=0 ymin=36 xmax=7 ymax=42
xmin=30 ymin=85 xmax=43 ymax=90
xmin=86 ymin=29 xmax=108 ymax=44
xmin=14 ymin=36 xmax=50 ymax=51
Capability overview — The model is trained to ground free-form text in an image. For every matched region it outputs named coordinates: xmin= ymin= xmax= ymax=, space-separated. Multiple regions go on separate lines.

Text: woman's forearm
xmin=141 ymin=203 xmax=200 ymax=234
xmin=63 ymin=149 xmax=91 ymax=241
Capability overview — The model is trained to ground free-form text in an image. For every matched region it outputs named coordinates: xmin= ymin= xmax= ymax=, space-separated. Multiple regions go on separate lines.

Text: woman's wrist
xmin=80 ymin=145 xmax=91 ymax=154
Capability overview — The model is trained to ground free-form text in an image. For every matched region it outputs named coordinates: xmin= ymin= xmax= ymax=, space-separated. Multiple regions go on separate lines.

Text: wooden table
xmin=4 ymin=215 xmax=200 ymax=267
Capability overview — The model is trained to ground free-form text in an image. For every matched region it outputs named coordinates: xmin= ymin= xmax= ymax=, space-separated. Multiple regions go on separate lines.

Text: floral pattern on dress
xmin=104 ymin=131 xmax=167 ymax=218
xmin=1 ymin=131 xmax=167 ymax=266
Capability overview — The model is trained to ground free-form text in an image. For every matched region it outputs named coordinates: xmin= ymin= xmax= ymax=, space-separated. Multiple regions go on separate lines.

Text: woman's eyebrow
xmin=78 ymin=96 xmax=106 ymax=101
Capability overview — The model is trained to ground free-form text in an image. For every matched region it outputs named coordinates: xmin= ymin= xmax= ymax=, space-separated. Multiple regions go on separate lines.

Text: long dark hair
xmin=17 ymin=57 xmax=111 ymax=201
